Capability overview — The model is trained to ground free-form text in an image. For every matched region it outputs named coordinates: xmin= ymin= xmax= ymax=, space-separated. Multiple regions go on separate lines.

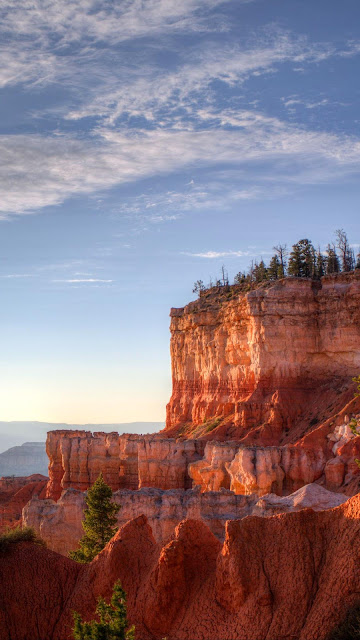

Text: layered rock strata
xmin=165 ymin=273 xmax=360 ymax=442
xmin=46 ymin=431 xmax=205 ymax=500
xmin=4 ymin=495 xmax=360 ymax=640
xmin=46 ymin=408 xmax=360 ymax=502
xmin=24 ymin=483 xmax=346 ymax=556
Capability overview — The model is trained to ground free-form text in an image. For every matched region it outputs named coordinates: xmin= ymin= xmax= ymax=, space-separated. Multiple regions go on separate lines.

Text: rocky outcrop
xmin=45 ymin=410 xmax=360 ymax=501
xmin=23 ymin=483 xmax=346 ymax=556
xmin=3 ymin=495 xmax=360 ymax=640
xmin=46 ymin=431 xmax=206 ymax=500
xmin=165 ymin=273 xmax=360 ymax=443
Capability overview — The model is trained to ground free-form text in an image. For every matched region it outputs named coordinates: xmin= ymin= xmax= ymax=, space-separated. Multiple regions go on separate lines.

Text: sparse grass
xmin=0 ymin=526 xmax=45 ymax=553
xmin=326 ymin=604 xmax=360 ymax=639
xmin=205 ymin=418 xmax=222 ymax=433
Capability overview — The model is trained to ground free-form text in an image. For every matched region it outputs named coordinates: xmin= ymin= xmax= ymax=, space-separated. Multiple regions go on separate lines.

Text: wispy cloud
xmin=184 ymin=250 xmax=251 ymax=259
xmin=1 ymin=111 xmax=360 ymax=216
xmin=53 ymin=278 xmax=113 ymax=283
xmin=0 ymin=273 xmax=33 ymax=278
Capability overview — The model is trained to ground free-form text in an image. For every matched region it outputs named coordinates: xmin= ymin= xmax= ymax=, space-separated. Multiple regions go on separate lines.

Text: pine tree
xmin=69 ymin=474 xmax=119 ymax=564
xmin=268 ymin=255 xmax=281 ymax=280
xmin=192 ymin=280 xmax=205 ymax=297
xmin=253 ymin=259 xmax=268 ymax=282
xmin=288 ymin=239 xmax=316 ymax=278
xmin=72 ymin=580 xmax=135 ymax=640
xmin=356 ymin=253 xmax=360 ymax=269
xmin=326 ymin=244 xmax=341 ymax=274
xmin=315 ymin=247 xmax=325 ymax=279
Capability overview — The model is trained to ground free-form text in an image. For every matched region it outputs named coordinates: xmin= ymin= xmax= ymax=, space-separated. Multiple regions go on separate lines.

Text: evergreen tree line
xmin=193 ymin=229 xmax=360 ymax=295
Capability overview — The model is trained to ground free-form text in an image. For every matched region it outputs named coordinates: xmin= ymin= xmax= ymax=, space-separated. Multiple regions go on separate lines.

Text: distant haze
xmin=0 ymin=422 xmax=164 ymax=454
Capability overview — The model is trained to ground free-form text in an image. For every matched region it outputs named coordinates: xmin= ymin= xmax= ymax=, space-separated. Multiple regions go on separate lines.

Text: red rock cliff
xmin=165 ymin=272 xmax=360 ymax=443
xmin=3 ymin=497 xmax=360 ymax=640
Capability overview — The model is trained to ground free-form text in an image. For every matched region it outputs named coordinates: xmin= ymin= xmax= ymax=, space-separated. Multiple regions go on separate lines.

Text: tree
xmin=288 ymin=239 xmax=315 ymax=278
xmin=220 ymin=265 xmax=229 ymax=286
xmin=335 ymin=229 xmax=355 ymax=272
xmin=253 ymin=259 xmax=268 ymax=283
xmin=273 ymin=244 xmax=287 ymax=278
xmin=233 ymin=271 xmax=246 ymax=285
xmin=192 ymin=280 xmax=205 ymax=297
xmin=356 ymin=252 xmax=360 ymax=269
xmin=72 ymin=580 xmax=135 ymax=640
xmin=70 ymin=474 xmax=119 ymax=564
xmin=315 ymin=247 xmax=325 ymax=279
xmin=268 ymin=254 xmax=281 ymax=280
xmin=325 ymin=244 xmax=341 ymax=274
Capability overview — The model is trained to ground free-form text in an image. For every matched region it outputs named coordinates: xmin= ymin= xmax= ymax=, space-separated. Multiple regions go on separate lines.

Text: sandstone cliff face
xmin=24 ymin=483 xmax=346 ymax=556
xmin=3 ymin=496 xmax=360 ymax=640
xmin=46 ymin=431 xmax=206 ymax=500
xmin=45 ymin=405 xmax=360 ymax=502
xmin=165 ymin=273 xmax=360 ymax=443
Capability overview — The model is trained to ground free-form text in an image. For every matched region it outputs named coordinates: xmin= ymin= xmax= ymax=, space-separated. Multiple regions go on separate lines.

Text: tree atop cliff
xmin=73 ymin=580 xmax=135 ymax=640
xmin=69 ymin=473 xmax=119 ymax=564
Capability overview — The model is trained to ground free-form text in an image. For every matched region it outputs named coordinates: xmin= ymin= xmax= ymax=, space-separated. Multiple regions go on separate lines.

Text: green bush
xmin=72 ymin=580 xmax=135 ymax=640
xmin=0 ymin=526 xmax=45 ymax=552
xmin=327 ymin=604 xmax=360 ymax=639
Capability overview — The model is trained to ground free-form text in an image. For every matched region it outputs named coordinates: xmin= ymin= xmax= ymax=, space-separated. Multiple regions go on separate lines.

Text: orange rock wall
xmin=166 ymin=273 xmax=360 ymax=443
xmin=3 ymin=497 xmax=360 ymax=640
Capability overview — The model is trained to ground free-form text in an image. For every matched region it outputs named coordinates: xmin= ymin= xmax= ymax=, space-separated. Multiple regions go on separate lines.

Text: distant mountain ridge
xmin=0 ymin=421 xmax=164 ymax=454
xmin=0 ymin=442 xmax=48 ymax=477
xmin=0 ymin=422 xmax=164 ymax=476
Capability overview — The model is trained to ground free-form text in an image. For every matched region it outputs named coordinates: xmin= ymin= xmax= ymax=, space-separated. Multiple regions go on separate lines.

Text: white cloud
xmin=65 ymin=32 xmax=360 ymax=126
xmin=1 ymin=111 xmax=360 ymax=215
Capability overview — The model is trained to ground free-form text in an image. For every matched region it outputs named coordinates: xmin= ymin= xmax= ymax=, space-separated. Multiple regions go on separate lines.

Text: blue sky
xmin=0 ymin=0 xmax=359 ymax=427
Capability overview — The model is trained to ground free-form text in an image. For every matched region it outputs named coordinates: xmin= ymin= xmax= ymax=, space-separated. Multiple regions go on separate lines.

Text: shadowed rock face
xmin=3 ymin=496 xmax=360 ymax=640
xmin=165 ymin=273 xmax=360 ymax=442
xmin=0 ymin=474 xmax=48 ymax=530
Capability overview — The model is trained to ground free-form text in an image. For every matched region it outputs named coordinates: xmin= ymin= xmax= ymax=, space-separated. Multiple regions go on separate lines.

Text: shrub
xmin=72 ymin=580 xmax=135 ymax=640
xmin=0 ymin=526 xmax=45 ymax=552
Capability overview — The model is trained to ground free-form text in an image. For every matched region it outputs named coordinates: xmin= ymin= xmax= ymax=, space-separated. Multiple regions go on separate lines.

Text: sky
xmin=0 ymin=0 xmax=360 ymax=430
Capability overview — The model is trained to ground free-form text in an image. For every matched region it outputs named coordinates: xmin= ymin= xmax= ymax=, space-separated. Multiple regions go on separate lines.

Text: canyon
xmin=2 ymin=272 xmax=360 ymax=639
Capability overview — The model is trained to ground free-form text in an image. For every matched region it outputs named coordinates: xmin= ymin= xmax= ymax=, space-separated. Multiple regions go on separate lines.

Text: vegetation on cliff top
xmin=193 ymin=229 xmax=360 ymax=297
xmin=69 ymin=473 xmax=119 ymax=564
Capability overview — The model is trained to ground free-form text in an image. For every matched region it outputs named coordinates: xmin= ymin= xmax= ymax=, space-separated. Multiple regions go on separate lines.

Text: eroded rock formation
xmin=45 ymin=403 xmax=360 ymax=502
xmin=24 ymin=483 xmax=346 ymax=555
xmin=3 ymin=496 xmax=360 ymax=640
xmin=165 ymin=273 xmax=360 ymax=442
xmin=0 ymin=474 xmax=48 ymax=530
xmin=46 ymin=431 xmax=206 ymax=500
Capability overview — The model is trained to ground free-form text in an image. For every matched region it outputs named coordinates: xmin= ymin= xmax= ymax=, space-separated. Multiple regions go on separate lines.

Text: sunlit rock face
xmin=46 ymin=431 xmax=206 ymax=500
xmin=165 ymin=273 xmax=360 ymax=443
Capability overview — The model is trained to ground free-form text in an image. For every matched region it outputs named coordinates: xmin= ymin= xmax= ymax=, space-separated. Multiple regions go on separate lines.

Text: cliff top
xmin=170 ymin=271 xmax=360 ymax=317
